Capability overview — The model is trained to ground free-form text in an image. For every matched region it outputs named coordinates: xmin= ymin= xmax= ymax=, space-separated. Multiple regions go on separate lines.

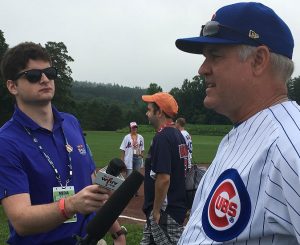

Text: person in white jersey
xmin=176 ymin=117 xmax=193 ymax=169
xmin=175 ymin=2 xmax=299 ymax=244
xmin=120 ymin=122 xmax=144 ymax=177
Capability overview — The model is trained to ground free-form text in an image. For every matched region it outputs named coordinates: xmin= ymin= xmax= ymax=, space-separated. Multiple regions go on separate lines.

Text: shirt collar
xmin=13 ymin=104 xmax=64 ymax=131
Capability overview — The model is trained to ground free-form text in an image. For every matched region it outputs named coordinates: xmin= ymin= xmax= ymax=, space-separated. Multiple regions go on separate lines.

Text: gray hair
xmin=238 ymin=45 xmax=294 ymax=82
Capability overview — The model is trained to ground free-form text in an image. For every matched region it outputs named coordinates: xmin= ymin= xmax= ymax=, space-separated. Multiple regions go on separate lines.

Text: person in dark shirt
xmin=141 ymin=92 xmax=188 ymax=245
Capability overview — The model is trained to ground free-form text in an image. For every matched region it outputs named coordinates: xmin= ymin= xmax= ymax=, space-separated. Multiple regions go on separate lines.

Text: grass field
xmin=0 ymin=130 xmax=223 ymax=244
xmin=85 ymin=131 xmax=223 ymax=167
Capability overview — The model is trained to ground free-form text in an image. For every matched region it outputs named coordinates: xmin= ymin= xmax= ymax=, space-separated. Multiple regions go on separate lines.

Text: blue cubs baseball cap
xmin=175 ymin=2 xmax=294 ymax=59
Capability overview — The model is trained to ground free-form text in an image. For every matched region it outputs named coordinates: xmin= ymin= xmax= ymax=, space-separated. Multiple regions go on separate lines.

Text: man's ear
xmin=154 ymin=108 xmax=163 ymax=118
xmin=159 ymin=108 xmax=165 ymax=118
xmin=251 ymin=46 xmax=270 ymax=75
xmin=6 ymin=80 xmax=18 ymax=95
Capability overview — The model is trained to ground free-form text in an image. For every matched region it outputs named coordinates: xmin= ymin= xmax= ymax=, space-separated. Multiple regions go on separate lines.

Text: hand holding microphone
xmin=95 ymin=158 xmax=127 ymax=191
xmin=64 ymin=184 xmax=110 ymax=218
xmin=76 ymin=170 xmax=144 ymax=245
xmin=64 ymin=158 xmax=127 ymax=217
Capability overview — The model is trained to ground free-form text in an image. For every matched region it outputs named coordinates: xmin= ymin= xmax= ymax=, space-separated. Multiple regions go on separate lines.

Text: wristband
xmin=58 ymin=198 xmax=71 ymax=219
xmin=111 ymin=226 xmax=127 ymax=240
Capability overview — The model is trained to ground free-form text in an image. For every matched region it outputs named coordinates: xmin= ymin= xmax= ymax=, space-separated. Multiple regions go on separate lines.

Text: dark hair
xmin=176 ymin=117 xmax=186 ymax=127
xmin=1 ymin=42 xmax=52 ymax=81
xmin=106 ymin=158 xmax=127 ymax=176
xmin=152 ymin=102 xmax=172 ymax=119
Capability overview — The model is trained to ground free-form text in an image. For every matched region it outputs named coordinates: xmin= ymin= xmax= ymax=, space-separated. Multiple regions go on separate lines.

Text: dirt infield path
xmin=118 ymin=164 xmax=209 ymax=226
xmin=119 ymin=181 xmax=145 ymax=226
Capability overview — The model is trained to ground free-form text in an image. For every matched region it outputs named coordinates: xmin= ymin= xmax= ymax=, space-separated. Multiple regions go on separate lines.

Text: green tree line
xmin=1 ymin=30 xmax=300 ymax=130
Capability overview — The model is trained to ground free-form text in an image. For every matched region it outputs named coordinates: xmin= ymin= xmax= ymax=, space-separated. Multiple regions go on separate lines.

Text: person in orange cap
xmin=140 ymin=92 xmax=188 ymax=244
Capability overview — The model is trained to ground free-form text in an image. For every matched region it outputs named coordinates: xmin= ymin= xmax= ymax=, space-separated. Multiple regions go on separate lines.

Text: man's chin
xmin=203 ymin=98 xmax=216 ymax=110
xmin=29 ymin=99 xmax=52 ymax=106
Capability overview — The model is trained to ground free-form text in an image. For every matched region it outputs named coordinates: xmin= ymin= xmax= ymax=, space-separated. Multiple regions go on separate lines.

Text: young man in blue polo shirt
xmin=141 ymin=92 xmax=188 ymax=244
xmin=0 ymin=42 xmax=126 ymax=244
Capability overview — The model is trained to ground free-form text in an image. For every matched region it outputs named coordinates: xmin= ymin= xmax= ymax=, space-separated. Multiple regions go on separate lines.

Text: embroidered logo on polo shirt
xmin=77 ymin=144 xmax=87 ymax=155
xmin=202 ymin=168 xmax=251 ymax=242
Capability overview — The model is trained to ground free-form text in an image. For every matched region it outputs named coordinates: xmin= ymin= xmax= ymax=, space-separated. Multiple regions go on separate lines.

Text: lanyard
xmin=131 ymin=134 xmax=138 ymax=147
xmin=24 ymin=126 xmax=73 ymax=187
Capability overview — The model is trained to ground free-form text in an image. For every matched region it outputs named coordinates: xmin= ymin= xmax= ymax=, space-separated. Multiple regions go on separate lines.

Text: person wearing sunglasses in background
xmin=120 ymin=122 xmax=144 ymax=179
xmin=176 ymin=2 xmax=299 ymax=244
xmin=0 ymin=42 xmax=126 ymax=245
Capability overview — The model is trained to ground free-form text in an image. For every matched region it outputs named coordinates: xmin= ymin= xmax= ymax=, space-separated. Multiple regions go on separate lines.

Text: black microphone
xmin=105 ymin=158 xmax=127 ymax=177
xmin=76 ymin=170 xmax=144 ymax=245
xmin=94 ymin=158 xmax=127 ymax=190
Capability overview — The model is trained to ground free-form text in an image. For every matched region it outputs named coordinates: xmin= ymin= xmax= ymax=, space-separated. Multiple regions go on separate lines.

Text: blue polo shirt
xmin=143 ymin=127 xmax=188 ymax=225
xmin=0 ymin=106 xmax=95 ymax=245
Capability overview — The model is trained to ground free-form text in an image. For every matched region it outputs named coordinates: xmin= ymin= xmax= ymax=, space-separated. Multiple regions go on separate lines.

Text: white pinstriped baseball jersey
xmin=178 ymin=101 xmax=300 ymax=244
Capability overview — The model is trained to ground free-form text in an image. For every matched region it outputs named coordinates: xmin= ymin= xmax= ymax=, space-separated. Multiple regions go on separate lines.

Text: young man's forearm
xmin=153 ymin=173 xmax=170 ymax=217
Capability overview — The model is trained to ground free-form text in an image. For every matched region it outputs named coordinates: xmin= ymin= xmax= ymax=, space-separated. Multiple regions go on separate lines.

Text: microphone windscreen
xmin=86 ymin=170 xmax=144 ymax=240
xmin=105 ymin=158 xmax=126 ymax=176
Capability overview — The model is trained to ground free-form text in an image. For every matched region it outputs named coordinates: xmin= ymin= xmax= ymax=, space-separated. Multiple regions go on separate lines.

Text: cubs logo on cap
xmin=202 ymin=168 xmax=251 ymax=242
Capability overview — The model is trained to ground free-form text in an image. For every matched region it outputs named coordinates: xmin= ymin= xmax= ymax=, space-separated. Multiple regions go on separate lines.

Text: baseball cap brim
xmin=130 ymin=122 xmax=138 ymax=128
xmin=175 ymin=36 xmax=241 ymax=54
xmin=142 ymin=95 xmax=155 ymax=102
xmin=142 ymin=93 xmax=178 ymax=117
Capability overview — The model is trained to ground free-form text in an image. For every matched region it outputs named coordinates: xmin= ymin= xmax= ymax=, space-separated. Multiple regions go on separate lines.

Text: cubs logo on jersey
xmin=202 ymin=168 xmax=251 ymax=242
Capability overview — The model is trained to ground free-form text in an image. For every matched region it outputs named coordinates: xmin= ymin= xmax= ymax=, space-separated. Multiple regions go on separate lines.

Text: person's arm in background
xmin=140 ymin=135 xmax=145 ymax=159
xmin=152 ymin=173 xmax=170 ymax=223
xmin=108 ymin=222 xmax=126 ymax=244
xmin=120 ymin=135 xmax=127 ymax=163
xmin=120 ymin=150 xmax=125 ymax=162
xmin=140 ymin=136 xmax=145 ymax=167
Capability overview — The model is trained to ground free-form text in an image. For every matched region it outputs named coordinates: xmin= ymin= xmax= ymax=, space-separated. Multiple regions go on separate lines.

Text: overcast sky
xmin=1 ymin=0 xmax=299 ymax=91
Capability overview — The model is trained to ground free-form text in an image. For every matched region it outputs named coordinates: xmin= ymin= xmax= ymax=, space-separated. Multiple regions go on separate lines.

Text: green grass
xmin=190 ymin=135 xmax=223 ymax=164
xmin=103 ymin=224 xmax=143 ymax=244
xmin=84 ymin=131 xmax=127 ymax=167
xmin=0 ymin=207 xmax=9 ymax=244
xmin=0 ymin=130 xmax=223 ymax=244
xmin=85 ymin=131 xmax=223 ymax=167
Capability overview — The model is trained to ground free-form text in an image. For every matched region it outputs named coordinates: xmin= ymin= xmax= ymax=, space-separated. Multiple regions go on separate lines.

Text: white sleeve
xmin=140 ymin=135 xmax=145 ymax=151
xmin=120 ymin=135 xmax=128 ymax=151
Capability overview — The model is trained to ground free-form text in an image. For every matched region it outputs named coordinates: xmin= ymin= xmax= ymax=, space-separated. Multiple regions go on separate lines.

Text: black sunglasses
xmin=13 ymin=67 xmax=58 ymax=83
xmin=200 ymin=21 xmax=263 ymax=46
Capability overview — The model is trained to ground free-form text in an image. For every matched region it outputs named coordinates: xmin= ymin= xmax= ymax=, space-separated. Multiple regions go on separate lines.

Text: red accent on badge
xmin=208 ymin=180 xmax=240 ymax=230
xmin=179 ymin=144 xmax=188 ymax=158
